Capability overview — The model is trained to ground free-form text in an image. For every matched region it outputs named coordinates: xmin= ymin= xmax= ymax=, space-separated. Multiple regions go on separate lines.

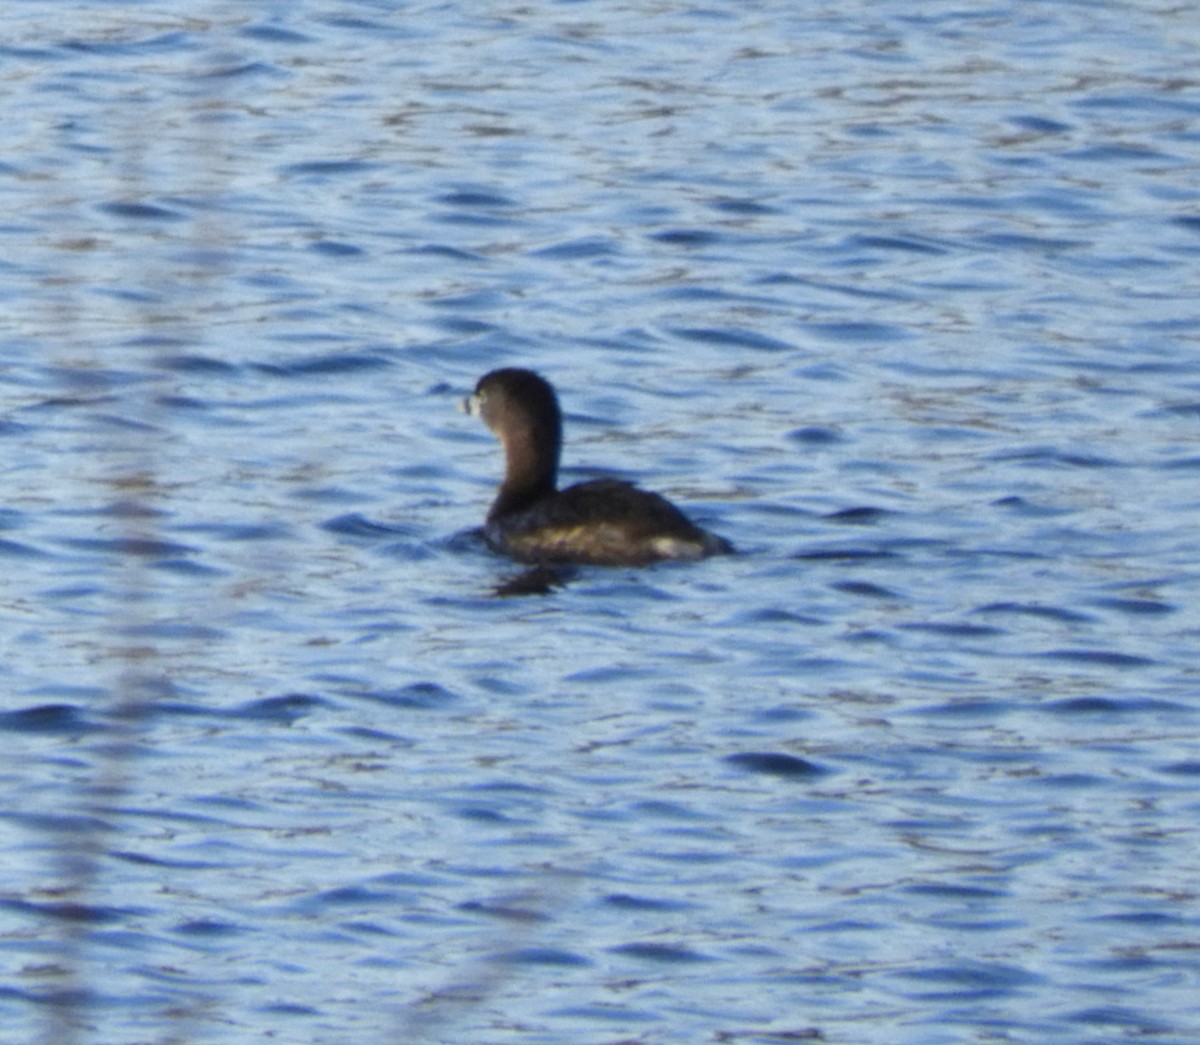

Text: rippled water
xmin=3 ymin=2 xmax=1200 ymax=1043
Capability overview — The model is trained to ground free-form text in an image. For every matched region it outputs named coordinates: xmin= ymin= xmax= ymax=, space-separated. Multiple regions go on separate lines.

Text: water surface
xmin=2 ymin=2 xmax=1199 ymax=1043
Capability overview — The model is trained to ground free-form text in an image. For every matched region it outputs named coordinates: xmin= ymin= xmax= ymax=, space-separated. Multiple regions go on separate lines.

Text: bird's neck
xmin=488 ymin=427 xmax=558 ymax=519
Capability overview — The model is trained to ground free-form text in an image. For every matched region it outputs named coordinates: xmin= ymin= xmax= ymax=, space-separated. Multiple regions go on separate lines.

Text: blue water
xmin=2 ymin=2 xmax=1200 ymax=1043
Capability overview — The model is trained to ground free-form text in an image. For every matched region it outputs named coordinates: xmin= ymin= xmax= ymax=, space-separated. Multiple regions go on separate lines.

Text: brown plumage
xmin=463 ymin=368 xmax=732 ymax=567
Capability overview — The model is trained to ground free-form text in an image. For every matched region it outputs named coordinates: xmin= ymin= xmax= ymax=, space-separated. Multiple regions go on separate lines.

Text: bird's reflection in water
xmin=491 ymin=564 xmax=577 ymax=598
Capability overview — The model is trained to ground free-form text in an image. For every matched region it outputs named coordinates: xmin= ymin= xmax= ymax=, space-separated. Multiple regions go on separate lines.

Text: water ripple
xmin=4 ymin=3 xmax=1199 ymax=1044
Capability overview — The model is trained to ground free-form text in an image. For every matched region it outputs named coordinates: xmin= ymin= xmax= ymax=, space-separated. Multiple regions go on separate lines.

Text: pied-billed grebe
xmin=463 ymin=367 xmax=732 ymax=567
